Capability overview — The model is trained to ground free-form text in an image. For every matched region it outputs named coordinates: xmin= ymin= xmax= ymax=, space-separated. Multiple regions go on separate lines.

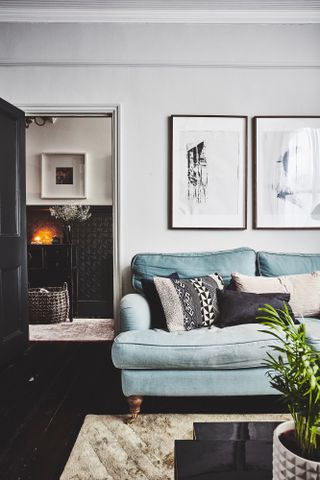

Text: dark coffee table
xmin=174 ymin=421 xmax=280 ymax=480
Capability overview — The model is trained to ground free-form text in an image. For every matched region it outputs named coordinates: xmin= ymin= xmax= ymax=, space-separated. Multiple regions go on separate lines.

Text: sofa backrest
xmin=131 ymin=247 xmax=256 ymax=293
xmin=257 ymin=251 xmax=320 ymax=277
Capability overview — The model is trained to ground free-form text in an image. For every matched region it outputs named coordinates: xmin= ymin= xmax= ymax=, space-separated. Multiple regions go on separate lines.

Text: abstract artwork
xmin=41 ymin=153 xmax=87 ymax=199
xmin=56 ymin=167 xmax=73 ymax=185
xmin=170 ymin=115 xmax=247 ymax=229
xmin=253 ymin=117 xmax=320 ymax=229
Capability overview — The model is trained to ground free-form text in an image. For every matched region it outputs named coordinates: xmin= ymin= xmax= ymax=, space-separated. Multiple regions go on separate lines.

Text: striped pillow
xmin=153 ymin=274 xmax=224 ymax=331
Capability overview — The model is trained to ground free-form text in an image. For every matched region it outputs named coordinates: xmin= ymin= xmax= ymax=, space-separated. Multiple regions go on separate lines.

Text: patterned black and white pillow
xmin=153 ymin=274 xmax=224 ymax=331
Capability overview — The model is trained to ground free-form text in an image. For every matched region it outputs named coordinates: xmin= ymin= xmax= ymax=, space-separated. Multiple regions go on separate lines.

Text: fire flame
xmin=32 ymin=226 xmax=58 ymax=245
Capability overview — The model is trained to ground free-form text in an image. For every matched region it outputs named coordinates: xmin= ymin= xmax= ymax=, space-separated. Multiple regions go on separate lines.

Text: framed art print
xmin=253 ymin=116 xmax=320 ymax=229
xmin=41 ymin=152 xmax=87 ymax=199
xmin=170 ymin=115 xmax=247 ymax=229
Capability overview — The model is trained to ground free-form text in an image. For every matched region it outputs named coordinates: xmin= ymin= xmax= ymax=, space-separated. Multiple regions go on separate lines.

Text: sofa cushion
xmin=216 ymin=290 xmax=294 ymax=328
xmin=113 ymin=318 xmax=319 ymax=370
xmin=303 ymin=318 xmax=320 ymax=349
xmin=112 ymin=318 xmax=320 ymax=371
xmin=257 ymin=251 xmax=320 ymax=277
xmin=231 ymin=271 xmax=320 ymax=318
xmin=154 ymin=274 xmax=224 ymax=331
xmin=132 ymin=247 xmax=256 ymax=293
xmin=141 ymin=272 xmax=179 ymax=329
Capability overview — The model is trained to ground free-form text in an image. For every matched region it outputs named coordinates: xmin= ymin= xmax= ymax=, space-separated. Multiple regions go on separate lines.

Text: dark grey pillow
xmin=153 ymin=274 xmax=224 ymax=331
xmin=216 ymin=290 xmax=296 ymax=328
xmin=141 ymin=272 xmax=179 ymax=329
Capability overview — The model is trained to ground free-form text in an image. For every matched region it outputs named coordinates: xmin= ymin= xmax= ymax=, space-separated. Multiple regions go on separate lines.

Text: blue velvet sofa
xmin=112 ymin=247 xmax=320 ymax=418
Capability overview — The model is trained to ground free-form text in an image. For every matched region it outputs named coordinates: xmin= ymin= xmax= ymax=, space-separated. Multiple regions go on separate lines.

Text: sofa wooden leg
xmin=127 ymin=395 xmax=143 ymax=424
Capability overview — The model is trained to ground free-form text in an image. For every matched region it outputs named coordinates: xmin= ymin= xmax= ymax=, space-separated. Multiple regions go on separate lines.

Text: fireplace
xmin=27 ymin=206 xmax=113 ymax=318
xmin=27 ymin=208 xmax=63 ymax=244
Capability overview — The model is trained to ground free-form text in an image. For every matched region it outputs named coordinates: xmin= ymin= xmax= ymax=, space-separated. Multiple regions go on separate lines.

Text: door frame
xmin=19 ymin=103 xmax=122 ymax=329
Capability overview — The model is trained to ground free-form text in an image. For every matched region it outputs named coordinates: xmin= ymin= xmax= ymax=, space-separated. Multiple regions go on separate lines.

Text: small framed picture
xmin=253 ymin=116 xmax=320 ymax=229
xmin=170 ymin=115 xmax=247 ymax=229
xmin=41 ymin=152 xmax=87 ymax=199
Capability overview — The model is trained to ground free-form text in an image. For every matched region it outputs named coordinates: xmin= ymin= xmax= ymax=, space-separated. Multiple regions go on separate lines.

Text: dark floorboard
xmin=0 ymin=342 xmax=287 ymax=480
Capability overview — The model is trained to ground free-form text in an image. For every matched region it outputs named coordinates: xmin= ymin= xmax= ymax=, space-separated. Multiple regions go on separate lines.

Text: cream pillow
xmin=231 ymin=271 xmax=320 ymax=318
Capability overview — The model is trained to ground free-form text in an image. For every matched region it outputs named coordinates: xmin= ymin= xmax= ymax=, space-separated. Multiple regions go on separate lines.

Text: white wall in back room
xmin=1 ymin=22 xmax=320 ymax=292
xmin=26 ymin=116 xmax=112 ymax=205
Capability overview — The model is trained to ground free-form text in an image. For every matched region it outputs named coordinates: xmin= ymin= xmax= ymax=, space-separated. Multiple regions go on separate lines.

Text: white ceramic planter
xmin=273 ymin=420 xmax=320 ymax=480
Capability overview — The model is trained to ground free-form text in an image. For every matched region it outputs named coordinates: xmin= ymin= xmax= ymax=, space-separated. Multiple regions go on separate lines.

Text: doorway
xmin=22 ymin=106 xmax=120 ymax=342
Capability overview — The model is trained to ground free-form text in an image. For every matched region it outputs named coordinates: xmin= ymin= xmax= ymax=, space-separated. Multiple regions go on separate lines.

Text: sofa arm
xmin=120 ymin=293 xmax=151 ymax=332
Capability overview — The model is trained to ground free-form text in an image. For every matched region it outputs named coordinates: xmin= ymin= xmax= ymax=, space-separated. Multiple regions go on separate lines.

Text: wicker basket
xmin=28 ymin=283 xmax=70 ymax=324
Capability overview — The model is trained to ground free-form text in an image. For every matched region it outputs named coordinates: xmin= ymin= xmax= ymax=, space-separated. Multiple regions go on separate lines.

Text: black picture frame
xmin=253 ymin=116 xmax=320 ymax=230
xmin=170 ymin=115 xmax=248 ymax=230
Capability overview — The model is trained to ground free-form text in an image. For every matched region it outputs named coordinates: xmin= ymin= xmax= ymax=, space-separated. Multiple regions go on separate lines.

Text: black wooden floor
xmin=0 ymin=342 xmax=287 ymax=480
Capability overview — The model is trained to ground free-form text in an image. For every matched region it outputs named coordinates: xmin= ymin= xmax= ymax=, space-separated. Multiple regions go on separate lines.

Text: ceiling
xmin=1 ymin=1 xmax=320 ymax=9
xmin=0 ymin=0 xmax=320 ymax=23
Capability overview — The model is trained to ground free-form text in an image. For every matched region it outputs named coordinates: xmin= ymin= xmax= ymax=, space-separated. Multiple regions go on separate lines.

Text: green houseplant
xmin=258 ymin=303 xmax=320 ymax=478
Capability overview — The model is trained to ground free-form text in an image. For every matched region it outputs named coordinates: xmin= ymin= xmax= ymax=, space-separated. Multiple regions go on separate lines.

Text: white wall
xmin=26 ymin=116 xmax=112 ymax=205
xmin=1 ymin=23 xmax=320 ymax=293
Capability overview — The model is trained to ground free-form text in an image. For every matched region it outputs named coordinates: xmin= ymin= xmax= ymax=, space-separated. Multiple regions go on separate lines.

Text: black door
xmin=0 ymin=98 xmax=28 ymax=366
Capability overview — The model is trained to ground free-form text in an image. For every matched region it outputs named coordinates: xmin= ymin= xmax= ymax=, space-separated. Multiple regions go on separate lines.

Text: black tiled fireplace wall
xmin=27 ymin=206 xmax=113 ymax=318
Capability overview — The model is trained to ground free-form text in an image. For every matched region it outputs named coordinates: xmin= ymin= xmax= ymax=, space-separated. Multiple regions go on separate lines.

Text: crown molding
xmin=0 ymin=59 xmax=319 ymax=69
xmin=0 ymin=8 xmax=320 ymax=23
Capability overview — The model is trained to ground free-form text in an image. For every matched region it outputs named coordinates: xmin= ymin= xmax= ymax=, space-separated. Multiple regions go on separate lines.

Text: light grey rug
xmin=60 ymin=412 xmax=291 ymax=480
xmin=29 ymin=319 xmax=114 ymax=342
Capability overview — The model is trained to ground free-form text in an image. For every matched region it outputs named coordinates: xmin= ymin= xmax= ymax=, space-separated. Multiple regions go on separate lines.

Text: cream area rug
xmin=60 ymin=412 xmax=291 ymax=480
xmin=29 ymin=318 xmax=114 ymax=342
